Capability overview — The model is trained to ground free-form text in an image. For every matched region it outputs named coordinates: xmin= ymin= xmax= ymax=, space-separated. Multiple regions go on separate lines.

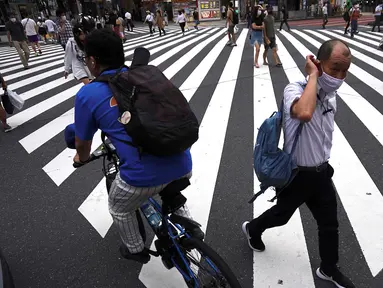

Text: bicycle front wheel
xmin=177 ymin=237 xmax=242 ymax=288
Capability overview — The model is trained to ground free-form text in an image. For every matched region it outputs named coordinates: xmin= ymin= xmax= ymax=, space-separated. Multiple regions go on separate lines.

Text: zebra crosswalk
xmin=0 ymin=26 xmax=382 ymax=288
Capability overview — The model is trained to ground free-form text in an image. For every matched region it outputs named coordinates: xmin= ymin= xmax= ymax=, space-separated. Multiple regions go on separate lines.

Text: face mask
xmin=257 ymin=10 xmax=261 ymax=16
xmin=61 ymin=15 xmax=66 ymax=21
xmin=317 ymin=71 xmax=344 ymax=93
xmin=10 ymin=18 xmax=16 ymax=22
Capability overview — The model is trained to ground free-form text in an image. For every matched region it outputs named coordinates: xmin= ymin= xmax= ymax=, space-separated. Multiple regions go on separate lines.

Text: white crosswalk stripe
xmin=1 ymin=26 xmax=383 ymax=287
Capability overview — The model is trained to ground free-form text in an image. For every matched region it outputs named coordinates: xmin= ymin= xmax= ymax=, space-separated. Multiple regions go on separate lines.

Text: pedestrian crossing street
xmin=1 ymin=26 xmax=383 ymax=287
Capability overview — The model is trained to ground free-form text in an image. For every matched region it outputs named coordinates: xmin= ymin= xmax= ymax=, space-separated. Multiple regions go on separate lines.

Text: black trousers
xmin=344 ymin=19 xmax=350 ymax=34
xmin=372 ymin=15 xmax=381 ymax=32
xmin=148 ymin=22 xmax=153 ymax=34
xmin=127 ymin=19 xmax=134 ymax=31
xmin=280 ymin=19 xmax=290 ymax=31
xmin=179 ymin=22 xmax=186 ymax=33
xmin=248 ymin=164 xmax=339 ymax=268
xmin=323 ymin=15 xmax=328 ymax=27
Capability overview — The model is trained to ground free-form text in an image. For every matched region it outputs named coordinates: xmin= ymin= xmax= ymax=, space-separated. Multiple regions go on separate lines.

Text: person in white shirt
xmin=372 ymin=3 xmax=382 ymax=32
xmin=36 ymin=17 xmax=47 ymax=43
xmin=124 ymin=11 xmax=134 ymax=31
xmin=176 ymin=10 xmax=186 ymax=36
xmin=243 ymin=39 xmax=356 ymax=288
xmin=144 ymin=10 xmax=154 ymax=36
xmin=322 ymin=1 xmax=328 ymax=29
xmin=64 ymin=24 xmax=92 ymax=85
xmin=44 ymin=18 xmax=57 ymax=43
xmin=21 ymin=16 xmax=42 ymax=56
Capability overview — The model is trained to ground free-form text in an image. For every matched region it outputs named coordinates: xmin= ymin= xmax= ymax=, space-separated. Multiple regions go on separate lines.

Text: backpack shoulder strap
xmin=282 ymin=80 xmax=306 ymax=155
xmin=93 ymin=74 xmax=112 ymax=83
xmin=93 ymin=65 xmax=130 ymax=83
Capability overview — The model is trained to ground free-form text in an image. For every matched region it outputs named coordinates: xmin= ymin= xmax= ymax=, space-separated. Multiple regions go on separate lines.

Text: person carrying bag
xmin=0 ymin=73 xmax=13 ymax=132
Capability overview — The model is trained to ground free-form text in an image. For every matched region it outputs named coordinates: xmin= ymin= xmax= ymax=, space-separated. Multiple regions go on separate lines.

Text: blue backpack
xmin=249 ymin=98 xmax=303 ymax=203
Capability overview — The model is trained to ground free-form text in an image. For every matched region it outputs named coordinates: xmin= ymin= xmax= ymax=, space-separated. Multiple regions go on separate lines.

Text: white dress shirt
xmin=125 ymin=12 xmax=132 ymax=19
xmin=282 ymin=79 xmax=337 ymax=167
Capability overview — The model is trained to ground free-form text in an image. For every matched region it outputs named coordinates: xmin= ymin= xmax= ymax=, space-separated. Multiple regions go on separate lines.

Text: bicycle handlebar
xmin=72 ymin=139 xmax=117 ymax=168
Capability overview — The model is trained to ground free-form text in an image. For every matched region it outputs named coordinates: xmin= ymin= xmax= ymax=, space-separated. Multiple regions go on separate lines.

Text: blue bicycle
xmin=74 ymin=134 xmax=242 ymax=288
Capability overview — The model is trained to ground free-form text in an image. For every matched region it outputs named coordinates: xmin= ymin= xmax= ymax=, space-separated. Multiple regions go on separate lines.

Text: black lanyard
xmin=317 ymin=94 xmax=333 ymax=115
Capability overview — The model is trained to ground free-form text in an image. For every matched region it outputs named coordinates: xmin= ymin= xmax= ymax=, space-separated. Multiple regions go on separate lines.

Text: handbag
xmin=1 ymin=90 xmax=14 ymax=114
xmin=7 ymin=89 xmax=24 ymax=110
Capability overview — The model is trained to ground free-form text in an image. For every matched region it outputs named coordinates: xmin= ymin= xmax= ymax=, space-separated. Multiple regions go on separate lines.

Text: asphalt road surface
xmin=0 ymin=24 xmax=382 ymax=288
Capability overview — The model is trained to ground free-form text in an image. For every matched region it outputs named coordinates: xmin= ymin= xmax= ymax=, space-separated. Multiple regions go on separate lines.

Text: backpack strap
xmin=93 ymin=65 xmax=129 ymax=83
xmin=284 ymin=80 xmax=306 ymax=155
xmin=93 ymin=74 xmax=112 ymax=83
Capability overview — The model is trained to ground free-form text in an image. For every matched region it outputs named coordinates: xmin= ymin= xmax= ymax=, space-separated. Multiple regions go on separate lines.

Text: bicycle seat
xmin=160 ymin=178 xmax=190 ymax=214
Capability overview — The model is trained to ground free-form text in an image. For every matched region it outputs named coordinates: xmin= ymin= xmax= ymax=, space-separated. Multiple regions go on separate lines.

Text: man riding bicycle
xmin=68 ymin=29 xmax=199 ymax=263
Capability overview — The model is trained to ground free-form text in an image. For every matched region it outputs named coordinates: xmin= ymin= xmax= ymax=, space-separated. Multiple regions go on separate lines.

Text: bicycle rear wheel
xmin=177 ymin=237 xmax=242 ymax=288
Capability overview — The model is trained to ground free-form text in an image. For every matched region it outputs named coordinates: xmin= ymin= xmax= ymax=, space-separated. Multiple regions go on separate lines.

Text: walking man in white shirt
xmin=44 ymin=18 xmax=58 ymax=43
xmin=21 ymin=15 xmax=42 ymax=56
xmin=372 ymin=3 xmax=382 ymax=32
xmin=242 ymin=39 xmax=356 ymax=288
xmin=144 ymin=10 xmax=154 ymax=36
xmin=125 ymin=11 xmax=134 ymax=32
xmin=322 ymin=1 xmax=328 ymax=29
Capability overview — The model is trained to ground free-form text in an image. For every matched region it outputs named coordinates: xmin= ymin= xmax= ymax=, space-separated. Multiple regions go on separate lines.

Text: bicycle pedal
xmin=147 ymin=249 xmax=160 ymax=257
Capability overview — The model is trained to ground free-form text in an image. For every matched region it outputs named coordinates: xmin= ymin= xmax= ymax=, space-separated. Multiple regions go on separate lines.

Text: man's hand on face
xmin=305 ymin=55 xmax=320 ymax=77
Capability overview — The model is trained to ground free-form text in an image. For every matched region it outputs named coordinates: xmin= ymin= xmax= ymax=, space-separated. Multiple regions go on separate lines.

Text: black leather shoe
xmin=119 ymin=245 xmax=150 ymax=264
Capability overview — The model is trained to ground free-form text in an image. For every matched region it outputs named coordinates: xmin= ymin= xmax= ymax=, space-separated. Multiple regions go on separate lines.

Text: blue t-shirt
xmin=74 ymin=68 xmax=192 ymax=187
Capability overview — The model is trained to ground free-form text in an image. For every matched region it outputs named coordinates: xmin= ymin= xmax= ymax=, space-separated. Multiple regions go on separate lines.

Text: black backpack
xmin=343 ymin=10 xmax=350 ymax=22
xmin=232 ymin=9 xmax=239 ymax=25
xmin=95 ymin=65 xmax=199 ymax=157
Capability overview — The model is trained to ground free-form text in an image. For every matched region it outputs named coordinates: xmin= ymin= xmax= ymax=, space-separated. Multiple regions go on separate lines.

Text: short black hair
xmin=73 ymin=23 xmax=86 ymax=51
xmin=317 ymin=39 xmax=351 ymax=61
xmin=56 ymin=8 xmax=65 ymax=17
xmin=229 ymin=2 xmax=233 ymax=7
xmin=84 ymin=29 xmax=125 ymax=69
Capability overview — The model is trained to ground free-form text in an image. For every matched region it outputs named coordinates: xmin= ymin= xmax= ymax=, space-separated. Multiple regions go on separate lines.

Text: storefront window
xmin=172 ymin=0 xmax=196 ymax=21
xmin=198 ymin=0 xmax=220 ymax=20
